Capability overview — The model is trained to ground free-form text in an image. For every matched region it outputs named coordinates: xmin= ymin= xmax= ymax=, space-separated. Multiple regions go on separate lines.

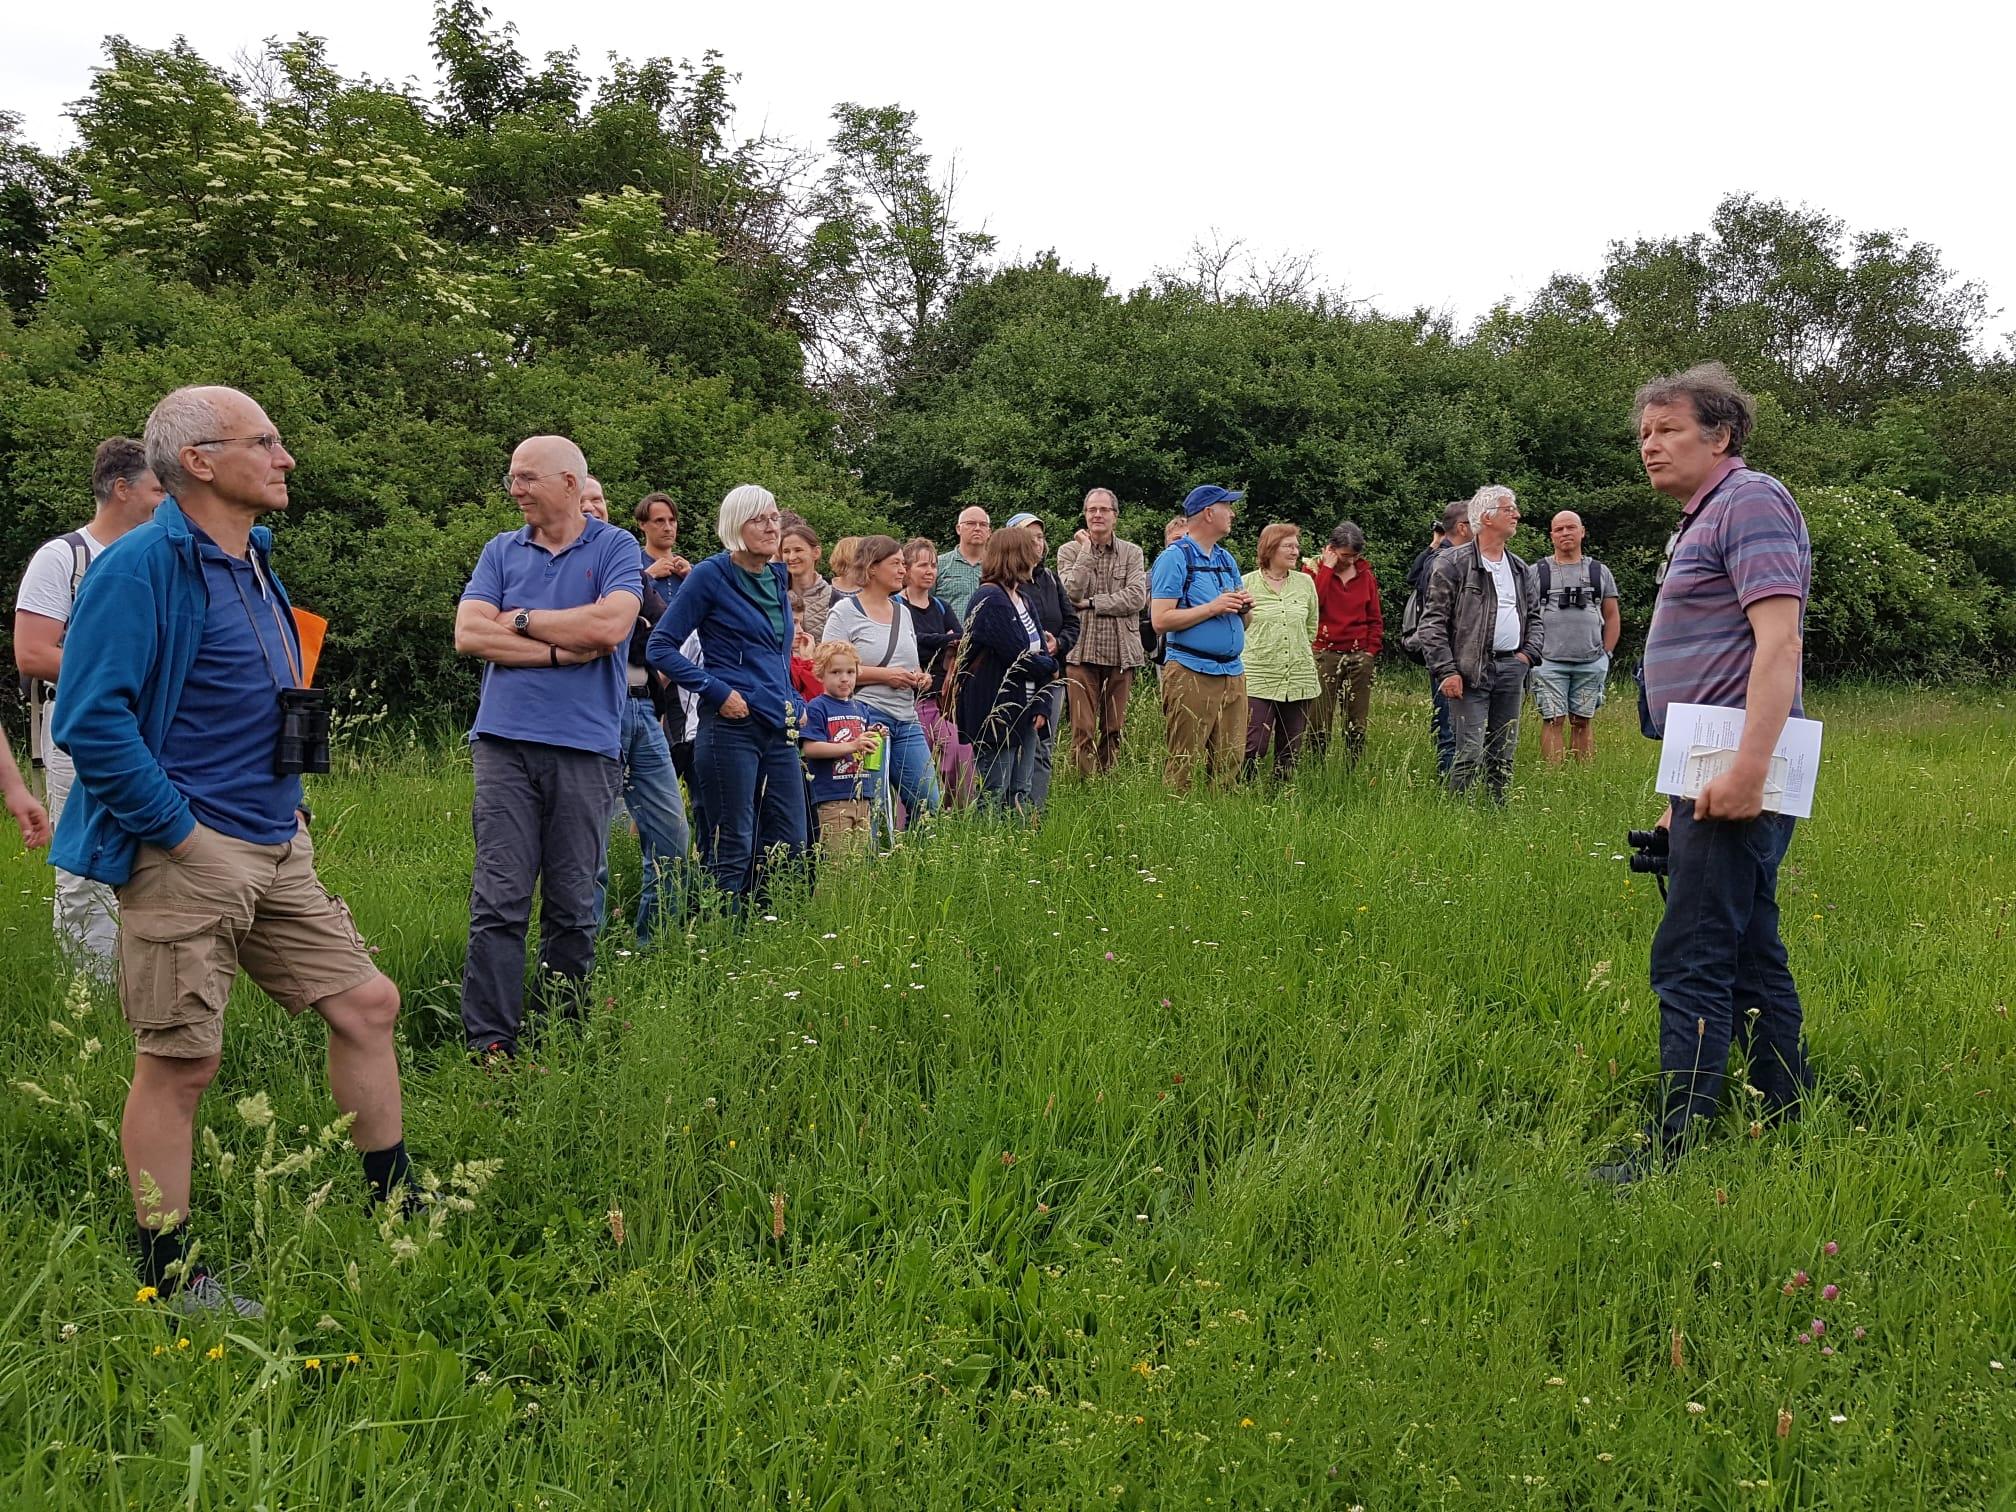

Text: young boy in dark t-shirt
xmin=798 ymin=641 xmax=885 ymax=860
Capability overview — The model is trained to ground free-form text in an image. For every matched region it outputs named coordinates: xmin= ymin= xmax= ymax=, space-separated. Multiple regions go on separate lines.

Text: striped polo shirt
xmin=1641 ymin=456 xmax=1810 ymax=736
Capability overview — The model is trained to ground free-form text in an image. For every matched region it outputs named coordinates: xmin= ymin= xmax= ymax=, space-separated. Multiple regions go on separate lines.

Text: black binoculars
xmin=1624 ymin=827 xmax=1669 ymax=876
xmin=276 ymin=686 xmax=332 ymax=775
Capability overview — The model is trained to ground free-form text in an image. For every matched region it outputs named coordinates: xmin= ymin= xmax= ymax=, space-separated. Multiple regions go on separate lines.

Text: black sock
xmin=137 ymin=1223 xmax=188 ymax=1291
xmin=361 ymin=1140 xmax=410 ymax=1206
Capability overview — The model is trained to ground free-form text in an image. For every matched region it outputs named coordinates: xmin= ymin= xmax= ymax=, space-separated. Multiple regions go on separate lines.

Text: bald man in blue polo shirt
xmin=453 ymin=436 xmax=644 ymax=1058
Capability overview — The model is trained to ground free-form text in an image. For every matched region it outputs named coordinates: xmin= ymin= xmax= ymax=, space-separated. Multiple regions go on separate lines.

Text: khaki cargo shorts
xmin=815 ymin=798 xmax=874 ymax=860
xmin=115 ymin=822 xmax=380 ymax=1059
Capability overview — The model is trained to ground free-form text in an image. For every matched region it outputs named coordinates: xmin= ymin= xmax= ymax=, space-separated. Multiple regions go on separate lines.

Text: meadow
xmin=0 ymin=681 xmax=2011 ymax=1510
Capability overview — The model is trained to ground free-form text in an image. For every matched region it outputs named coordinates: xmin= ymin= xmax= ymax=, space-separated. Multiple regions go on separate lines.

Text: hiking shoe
xmin=171 ymin=1272 xmax=265 ymax=1320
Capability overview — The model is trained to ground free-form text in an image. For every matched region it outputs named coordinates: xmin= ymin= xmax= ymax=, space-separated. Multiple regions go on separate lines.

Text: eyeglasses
xmin=747 ymin=511 xmax=783 ymax=527
xmin=194 ymin=434 xmax=284 ymax=453
xmin=502 ymin=469 xmax=572 ymax=491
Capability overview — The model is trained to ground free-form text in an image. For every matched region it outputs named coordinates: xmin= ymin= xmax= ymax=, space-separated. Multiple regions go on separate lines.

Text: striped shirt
xmin=1642 ymin=456 xmax=1809 ymax=734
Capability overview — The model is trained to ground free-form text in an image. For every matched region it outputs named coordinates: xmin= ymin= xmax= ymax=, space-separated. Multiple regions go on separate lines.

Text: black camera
xmin=1625 ymin=826 xmax=1669 ymax=876
xmin=276 ymin=686 xmax=332 ymax=775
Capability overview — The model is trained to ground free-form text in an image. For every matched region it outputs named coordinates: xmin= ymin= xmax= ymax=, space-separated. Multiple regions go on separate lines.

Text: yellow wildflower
xmin=135 ymin=1286 xmax=159 ymax=1304
xmin=305 ymin=1357 xmax=322 ymax=1371
xmin=176 ymin=1337 xmax=191 ymax=1351
xmin=207 ymin=1344 xmax=226 ymax=1360
xmin=345 ymin=1353 xmax=361 ymax=1366
xmin=1239 ymin=1417 xmax=1255 ymax=1429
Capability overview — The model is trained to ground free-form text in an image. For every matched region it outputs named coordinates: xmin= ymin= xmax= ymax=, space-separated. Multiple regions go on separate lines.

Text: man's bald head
xmin=954 ymin=505 xmax=991 ymax=561
xmin=1550 ymin=511 xmax=1586 ymax=560
xmin=511 ymin=435 xmax=587 ymax=487
xmin=581 ymin=475 xmax=609 ymax=520
xmin=507 ymin=434 xmax=588 ymax=537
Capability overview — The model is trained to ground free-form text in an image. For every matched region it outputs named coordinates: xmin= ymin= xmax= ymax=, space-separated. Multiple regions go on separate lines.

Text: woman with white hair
xmin=647 ymin=485 xmax=808 ymax=907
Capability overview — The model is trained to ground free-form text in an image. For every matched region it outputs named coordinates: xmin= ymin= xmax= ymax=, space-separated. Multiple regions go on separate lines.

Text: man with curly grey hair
xmin=1413 ymin=485 xmax=1543 ymax=801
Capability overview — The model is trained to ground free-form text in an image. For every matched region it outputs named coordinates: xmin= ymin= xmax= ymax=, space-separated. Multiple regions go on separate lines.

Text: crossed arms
xmin=454 ymin=594 xmax=639 ymax=667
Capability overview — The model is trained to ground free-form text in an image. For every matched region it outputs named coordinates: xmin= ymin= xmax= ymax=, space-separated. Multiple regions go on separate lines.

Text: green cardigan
xmin=1240 ymin=570 xmax=1320 ymax=702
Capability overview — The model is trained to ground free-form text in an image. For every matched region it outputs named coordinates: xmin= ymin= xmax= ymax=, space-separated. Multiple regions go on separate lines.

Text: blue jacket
xmin=50 ymin=497 xmax=293 ymax=885
xmin=645 ymin=553 xmax=800 ymax=733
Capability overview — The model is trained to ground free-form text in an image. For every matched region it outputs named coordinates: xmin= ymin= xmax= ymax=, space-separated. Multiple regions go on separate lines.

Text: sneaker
xmin=171 ymin=1271 xmax=265 ymax=1320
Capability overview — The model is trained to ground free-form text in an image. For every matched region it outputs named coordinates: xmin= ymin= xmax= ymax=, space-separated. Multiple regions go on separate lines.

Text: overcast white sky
xmin=8 ymin=0 xmax=2012 ymax=338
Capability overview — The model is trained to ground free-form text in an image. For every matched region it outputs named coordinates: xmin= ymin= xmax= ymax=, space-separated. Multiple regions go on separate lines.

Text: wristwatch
xmin=512 ymin=610 xmax=532 ymax=636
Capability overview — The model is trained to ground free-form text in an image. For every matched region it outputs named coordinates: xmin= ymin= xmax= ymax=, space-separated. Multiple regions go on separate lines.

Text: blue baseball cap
xmin=1181 ymin=485 xmax=1244 ymax=517
xmin=1003 ymin=511 xmax=1040 ymax=530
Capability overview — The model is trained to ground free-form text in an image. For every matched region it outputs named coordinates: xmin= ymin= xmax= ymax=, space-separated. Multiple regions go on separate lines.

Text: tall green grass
xmin=1 ymin=682 xmax=2011 ymax=1508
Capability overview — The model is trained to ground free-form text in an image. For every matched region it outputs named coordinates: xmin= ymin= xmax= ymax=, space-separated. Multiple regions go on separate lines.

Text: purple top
xmin=1642 ymin=456 xmax=1810 ymax=735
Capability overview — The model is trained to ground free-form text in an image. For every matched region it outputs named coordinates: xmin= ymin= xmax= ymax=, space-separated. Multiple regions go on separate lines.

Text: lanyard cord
xmin=224 ymin=549 xmax=304 ymax=691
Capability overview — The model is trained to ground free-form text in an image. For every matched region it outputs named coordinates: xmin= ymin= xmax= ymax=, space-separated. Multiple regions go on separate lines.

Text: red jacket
xmin=1308 ymin=560 xmax=1383 ymax=656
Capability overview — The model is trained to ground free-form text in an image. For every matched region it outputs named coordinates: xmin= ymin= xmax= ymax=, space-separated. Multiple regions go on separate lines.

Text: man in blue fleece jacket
xmin=52 ymin=385 xmax=408 ymax=1317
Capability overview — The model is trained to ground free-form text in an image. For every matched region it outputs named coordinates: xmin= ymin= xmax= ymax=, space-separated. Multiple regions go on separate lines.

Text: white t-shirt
xmin=13 ymin=525 xmax=110 ymax=625
xmin=1481 ymin=548 xmax=1521 ymax=652
xmin=825 ymin=595 xmax=923 ymax=723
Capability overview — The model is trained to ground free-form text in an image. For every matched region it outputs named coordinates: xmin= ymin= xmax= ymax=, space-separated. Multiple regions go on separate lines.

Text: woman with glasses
xmin=1306 ymin=520 xmax=1383 ymax=764
xmin=647 ymin=485 xmax=808 ymax=909
xmin=1242 ymin=522 xmax=1322 ymax=780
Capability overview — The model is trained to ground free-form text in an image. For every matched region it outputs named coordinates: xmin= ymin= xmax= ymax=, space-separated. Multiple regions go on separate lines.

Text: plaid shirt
xmin=1057 ymin=536 xmax=1148 ymax=668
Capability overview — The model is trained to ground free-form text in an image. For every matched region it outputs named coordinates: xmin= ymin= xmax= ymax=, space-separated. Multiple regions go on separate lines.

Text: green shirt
xmin=1240 ymin=570 xmax=1320 ymax=702
xmin=936 ymin=549 xmax=985 ymax=620
xmin=732 ymin=562 xmax=787 ymax=642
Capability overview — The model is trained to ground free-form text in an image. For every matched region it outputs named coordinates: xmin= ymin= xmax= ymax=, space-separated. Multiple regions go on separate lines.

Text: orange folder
xmin=291 ymin=608 xmax=328 ymax=687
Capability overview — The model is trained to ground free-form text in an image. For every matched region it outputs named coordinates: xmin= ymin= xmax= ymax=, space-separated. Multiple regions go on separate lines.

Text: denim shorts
xmin=1530 ymin=656 xmax=1609 ymax=720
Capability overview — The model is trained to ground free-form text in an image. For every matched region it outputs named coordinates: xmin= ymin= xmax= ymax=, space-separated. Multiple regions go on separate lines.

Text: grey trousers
xmin=461 ymin=736 xmax=623 ymax=1054
xmin=1448 ymin=655 xmax=1527 ymax=801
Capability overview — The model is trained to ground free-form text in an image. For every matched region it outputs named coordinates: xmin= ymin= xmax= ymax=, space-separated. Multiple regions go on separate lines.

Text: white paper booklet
xmin=1655 ymin=703 xmax=1823 ymax=818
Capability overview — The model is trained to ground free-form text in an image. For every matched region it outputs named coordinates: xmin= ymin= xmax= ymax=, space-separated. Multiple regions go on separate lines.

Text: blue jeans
xmin=1029 ymin=684 xmax=1065 ymax=810
xmin=693 ymin=709 xmax=808 ymax=907
xmin=881 ymin=717 xmax=941 ymax=831
xmin=594 ymin=697 xmax=692 ymax=943
xmin=977 ymin=718 xmax=1042 ymax=815
xmin=1650 ymin=800 xmax=1810 ymax=1150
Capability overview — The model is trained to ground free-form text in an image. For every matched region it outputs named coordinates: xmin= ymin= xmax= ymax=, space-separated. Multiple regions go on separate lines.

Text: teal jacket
xmin=49 ymin=497 xmax=291 ymax=886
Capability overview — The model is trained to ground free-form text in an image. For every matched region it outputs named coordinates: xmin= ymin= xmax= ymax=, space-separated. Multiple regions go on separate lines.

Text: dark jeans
xmin=669 ymin=736 xmax=705 ymax=859
xmin=1428 ymin=670 xmax=1454 ymax=776
xmin=462 ymin=736 xmax=624 ymax=1054
xmin=693 ymin=709 xmax=808 ymax=908
xmin=1651 ymin=800 xmax=1810 ymax=1150
xmin=1448 ymin=654 xmax=1526 ymax=801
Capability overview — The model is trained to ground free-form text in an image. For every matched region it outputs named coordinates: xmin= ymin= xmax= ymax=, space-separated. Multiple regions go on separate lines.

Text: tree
xmin=1599 ymin=194 xmax=1987 ymax=419
xmin=0 ymin=112 xmax=69 ymax=314
xmin=805 ymin=103 xmax=994 ymax=388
